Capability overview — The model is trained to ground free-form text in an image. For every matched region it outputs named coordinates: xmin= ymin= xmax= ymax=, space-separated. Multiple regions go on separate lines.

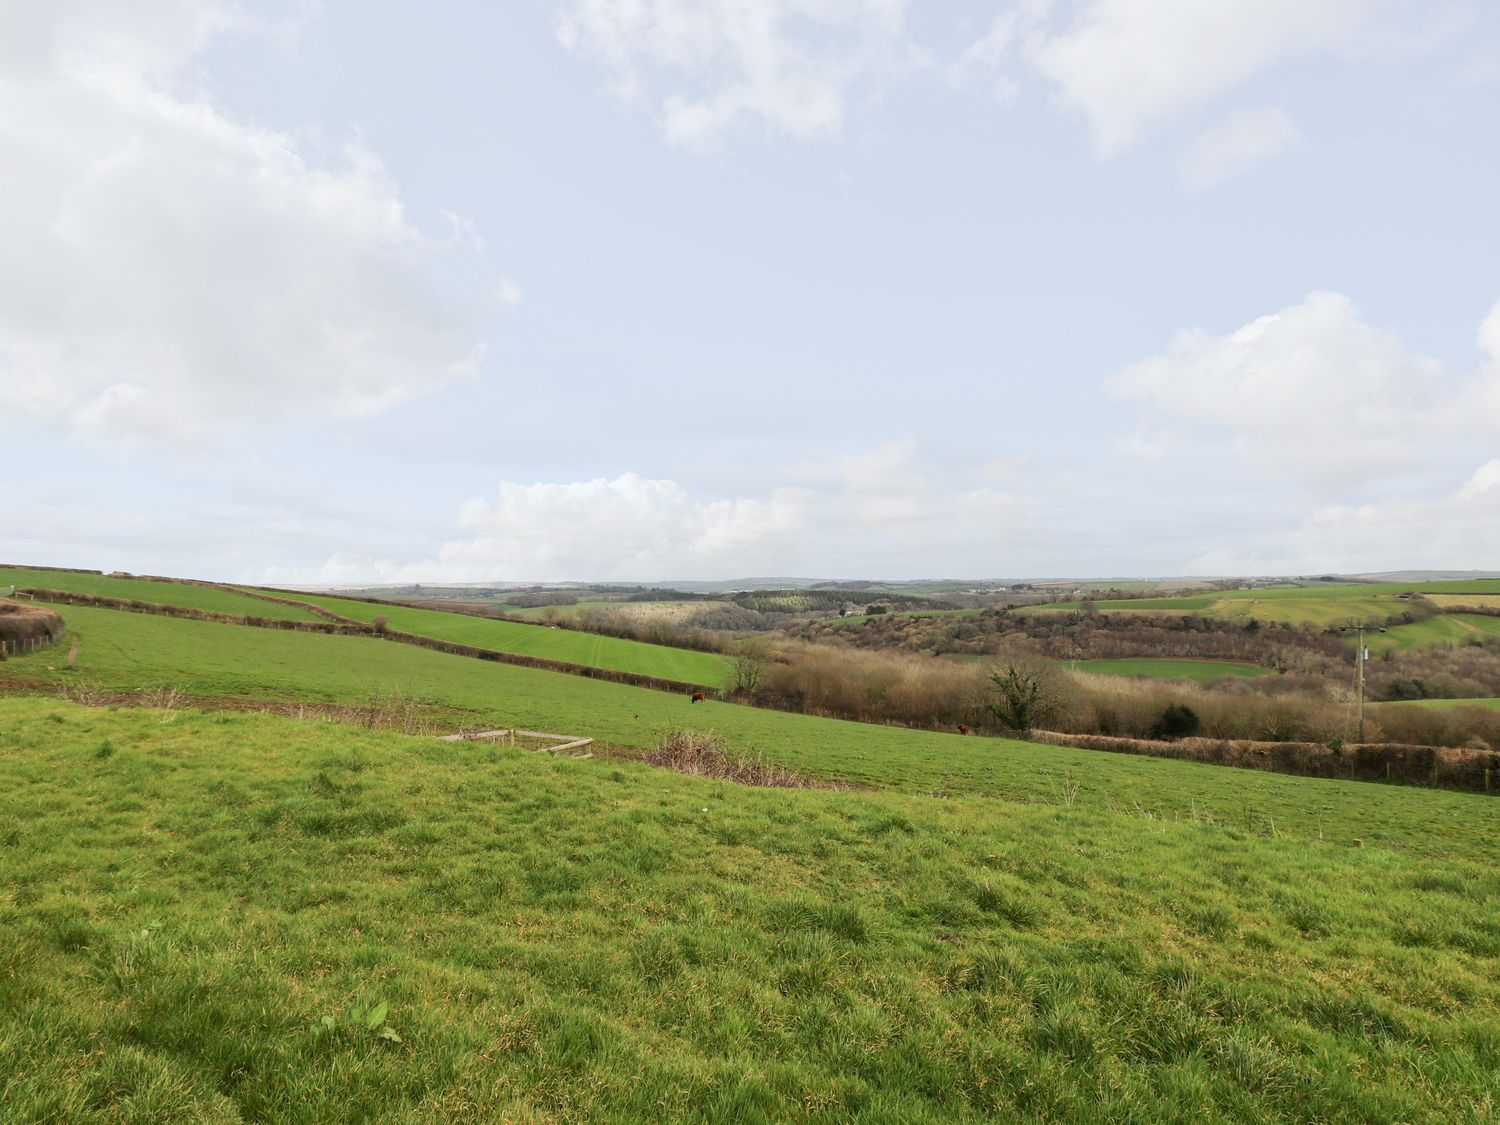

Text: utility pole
xmin=1357 ymin=624 xmax=1366 ymax=743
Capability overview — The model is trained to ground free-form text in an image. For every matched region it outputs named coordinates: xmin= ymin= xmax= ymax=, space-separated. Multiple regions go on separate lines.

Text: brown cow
xmin=691 ymin=691 xmax=706 ymax=703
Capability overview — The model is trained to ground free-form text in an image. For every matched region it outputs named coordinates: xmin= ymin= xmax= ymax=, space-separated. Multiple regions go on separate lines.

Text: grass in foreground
xmin=1069 ymin=659 xmax=1273 ymax=683
xmin=1 ymin=698 xmax=1498 ymax=1123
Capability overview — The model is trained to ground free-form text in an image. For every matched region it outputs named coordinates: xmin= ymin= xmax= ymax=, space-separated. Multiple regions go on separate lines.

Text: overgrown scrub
xmin=645 ymin=728 xmax=833 ymax=789
xmin=797 ymin=603 xmax=1500 ymax=700
xmin=796 ymin=605 xmax=1350 ymax=672
xmin=746 ymin=638 xmax=1000 ymax=730
xmin=0 ymin=602 xmax=64 ymax=655
xmin=738 ymin=637 xmax=1500 ymax=753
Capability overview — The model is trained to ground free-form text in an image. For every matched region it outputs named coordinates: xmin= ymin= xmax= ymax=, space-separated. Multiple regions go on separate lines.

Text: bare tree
xmin=729 ymin=637 xmax=770 ymax=696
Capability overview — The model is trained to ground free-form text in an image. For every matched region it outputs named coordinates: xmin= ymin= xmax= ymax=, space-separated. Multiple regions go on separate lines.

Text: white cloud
xmin=951 ymin=1 xmax=1452 ymax=160
xmin=1107 ymin=291 xmax=1500 ymax=490
xmin=1025 ymin=0 xmax=1417 ymax=154
xmin=555 ymin=0 xmax=912 ymax=146
xmin=1281 ymin=460 xmax=1500 ymax=572
xmin=950 ymin=1 xmax=1052 ymax=102
xmin=1178 ymin=106 xmax=1305 ymax=188
xmin=444 ymin=473 xmax=813 ymax=578
xmin=0 ymin=1 xmax=498 ymax=450
xmin=265 ymin=438 xmax=1036 ymax=583
xmin=1182 ymin=546 xmax=1271 ymax=577
xmin=1480 ymin=300 xmax=1500 ymax=363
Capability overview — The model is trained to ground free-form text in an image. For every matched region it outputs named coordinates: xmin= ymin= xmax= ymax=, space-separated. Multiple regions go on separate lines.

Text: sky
xmin=2 ymin=0 xmax=1498 ymax=584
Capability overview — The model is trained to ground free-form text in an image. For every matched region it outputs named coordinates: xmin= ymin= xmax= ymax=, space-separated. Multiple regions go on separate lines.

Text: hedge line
xmin=1030 ymin=729 xmax=1500 ymax=795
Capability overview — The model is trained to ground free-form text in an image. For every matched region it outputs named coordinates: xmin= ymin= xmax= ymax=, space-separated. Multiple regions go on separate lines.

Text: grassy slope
xmin=1070 ymin=659 xmax=1274 ymax=683
xmin=0 ymin=567 xmax=320 ymax=622
xmin=1426 ymin=594 xmax=1500 ymax=611
xmin=1028 ymin=582 xmax=1500 ymax=629
xmin=3 ymin=604 xmax=1497 ymax=859
xmin=1367 ymin=614 xmax=1500 ymax=653
xmin=1382 ymin=698 xmax=1500 ymax=712
xmin=284 ymin=593 xmax=728 ymax=685
xmin=4 ymin=700 xmax=1500 ymax=1123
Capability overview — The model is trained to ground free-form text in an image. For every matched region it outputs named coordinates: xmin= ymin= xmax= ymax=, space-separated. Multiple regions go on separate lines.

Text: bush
xmin=1151 ymin=703 xmax=1201 ymax=741
xmin=371 ymin=615 xmax=389 ymax=634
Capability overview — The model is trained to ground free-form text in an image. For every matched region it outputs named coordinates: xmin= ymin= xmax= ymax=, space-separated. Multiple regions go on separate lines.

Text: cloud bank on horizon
xmin=1 ymin=0 xmax=1495 ymax=582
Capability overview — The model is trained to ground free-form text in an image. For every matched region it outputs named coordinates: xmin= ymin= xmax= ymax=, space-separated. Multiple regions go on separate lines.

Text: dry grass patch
xmin=645 ymin=728 xmax=844 ymax=789
xmin=1425 ymin=594 xmax=1500 ymax=611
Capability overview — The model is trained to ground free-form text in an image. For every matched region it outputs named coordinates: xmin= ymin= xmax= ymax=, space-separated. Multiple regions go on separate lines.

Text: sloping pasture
xmin=272 ymin=592 xmax=729 ymax=685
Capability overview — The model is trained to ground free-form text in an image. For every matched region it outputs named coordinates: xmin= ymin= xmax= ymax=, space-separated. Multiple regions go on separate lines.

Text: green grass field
xmin=1069 ymin=659 xmax=1274 ymax=683
xmin=276 ymin=593 xmax=729 ymax=685
xmin=1381 ymin=697 xmax=1500 ymax=712
xmin=1026 ymin=581 xmax=1500 ymax=630
xmin=1364 ymin=615 xmax=1500 ymax=654
xmin=1020 ymin=594 xmax=1223 ymax=615
xmin=2 ymin=604 xmax=1495 ymax=856
xmin=0 ymin=567 xmax=320 ymax=623
xmin=3 ymin=697 xmax=1499 ymax=1122
xmin=3 ymin=603 xmax=1500 ymax=1120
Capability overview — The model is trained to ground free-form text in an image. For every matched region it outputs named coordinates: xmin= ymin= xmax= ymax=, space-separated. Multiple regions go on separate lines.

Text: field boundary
xmin=1030 ymin=728 xmax=1500 ymax=794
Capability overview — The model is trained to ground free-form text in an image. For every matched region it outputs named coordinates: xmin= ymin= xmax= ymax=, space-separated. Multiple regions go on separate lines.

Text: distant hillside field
xmin=0 ymin=567 xmax=321 ymax=622
xmin=1425 ymin=594 xmax=1500 ymax=612
xmin=1382 ymin=697 xmax=1500 ymax=711
xmin=1069 ymin=659 xmax=1274 ymax=682
xmin=1027 ymin=581 xmax=1500 ymax=629
xmin=279 ymin=592 xmax=729 ymax=685
xmin=1365 ymin=614 xmax=1500 ymax=654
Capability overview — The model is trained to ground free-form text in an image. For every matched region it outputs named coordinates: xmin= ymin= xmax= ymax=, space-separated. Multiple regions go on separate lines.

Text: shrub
xmin=1151 ymin=703 xmax=1201 ymax=741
